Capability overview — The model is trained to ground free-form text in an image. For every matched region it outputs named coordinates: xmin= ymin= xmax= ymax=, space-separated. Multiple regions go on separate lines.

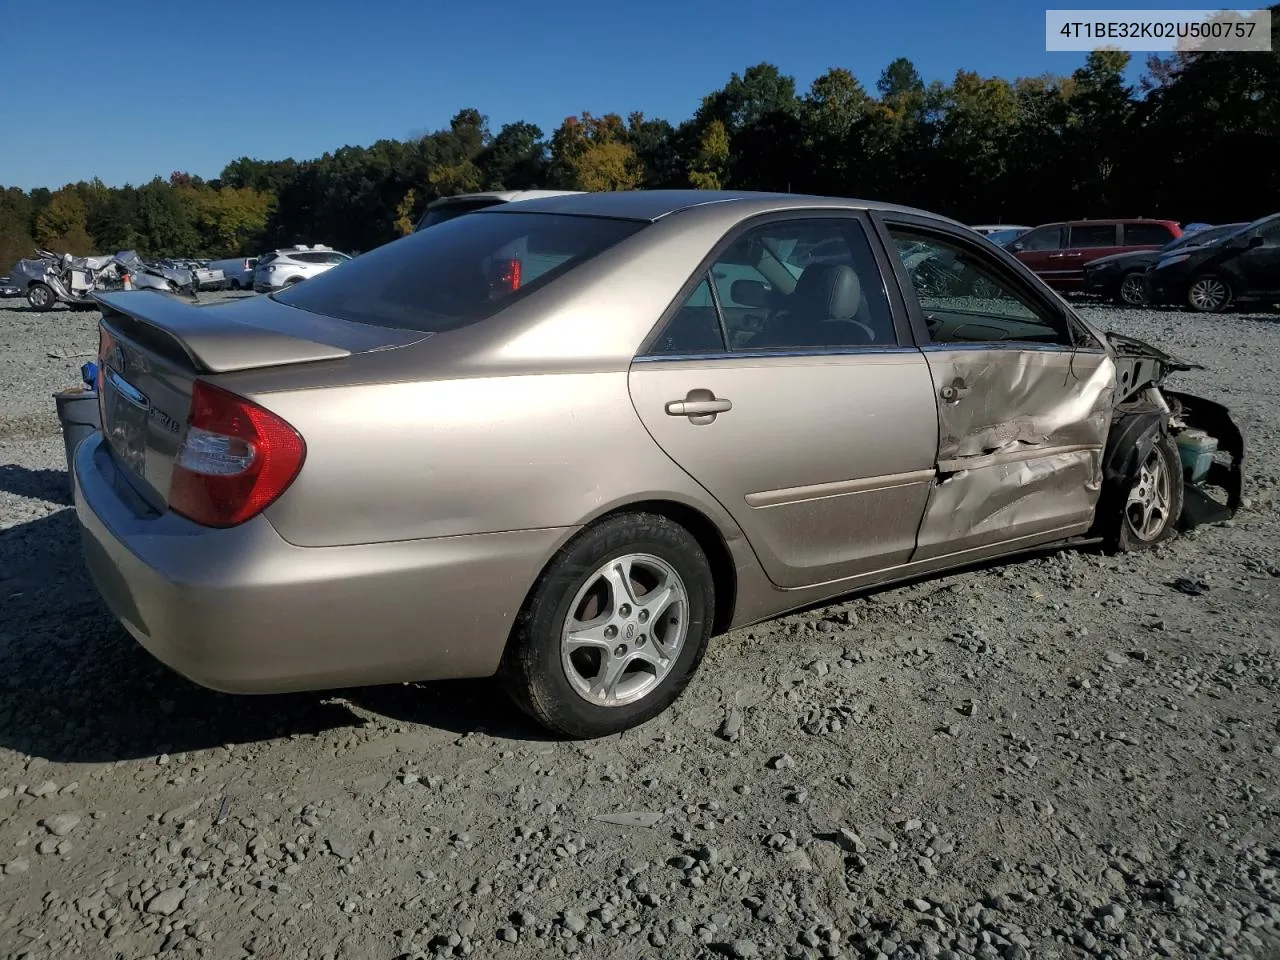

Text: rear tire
xmin=1112 ymin=434 xmax=1184 ymax=552
xmin=1117 ymin=270 xmax=1148 ymax=306
xmin=27 ymin=283 xmax=54 ymax=312
xmin=499 ymin=512 xmax=715 ymax=739
xmin=1187 ymin=275 xmax=1231 ymax=313
xmin=230 ymin=279 xmax=241 ymax=291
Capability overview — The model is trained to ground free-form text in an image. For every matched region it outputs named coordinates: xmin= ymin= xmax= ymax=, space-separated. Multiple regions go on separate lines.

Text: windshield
xmin=988 ymin=227 xmax=1028 ymax=248
xmin=1166 ymin=223 xmax=1242 ymax=251
xmin=273 ymin=211 xmax=647 ymax=333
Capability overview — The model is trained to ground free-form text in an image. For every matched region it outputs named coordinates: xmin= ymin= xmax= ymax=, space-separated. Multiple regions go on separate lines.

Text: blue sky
xmin=0 ymin=0 xmax=1180 ymax=191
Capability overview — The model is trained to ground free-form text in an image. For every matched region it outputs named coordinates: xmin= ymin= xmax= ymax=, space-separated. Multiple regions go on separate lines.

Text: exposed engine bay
xmin=1102 ymin=331 xmax=1244 ymax=532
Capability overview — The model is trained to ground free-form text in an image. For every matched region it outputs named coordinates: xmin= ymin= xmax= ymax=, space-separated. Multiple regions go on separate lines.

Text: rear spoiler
xmin=93 ymin=290 xmax=352 ymax=374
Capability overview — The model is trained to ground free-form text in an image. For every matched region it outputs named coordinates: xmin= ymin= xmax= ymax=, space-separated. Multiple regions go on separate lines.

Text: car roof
xmin=481 ymin=189 xmax=970 ymax=228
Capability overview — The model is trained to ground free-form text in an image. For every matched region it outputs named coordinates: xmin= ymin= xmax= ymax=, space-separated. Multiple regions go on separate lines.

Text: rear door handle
xmin=1047 ymin=253 xmax=1065 ymax=259
xmin=1065 ymin=252 xmax=1083 ymax=258
xmin=666 ymin=398 xmax=732 ymax=416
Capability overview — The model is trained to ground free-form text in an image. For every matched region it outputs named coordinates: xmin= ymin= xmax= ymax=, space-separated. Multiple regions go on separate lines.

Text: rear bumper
xmin=74 ymin=434 xmax=570 ymax=694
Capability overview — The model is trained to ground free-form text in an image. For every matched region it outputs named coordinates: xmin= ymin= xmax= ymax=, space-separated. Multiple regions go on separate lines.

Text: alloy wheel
xmin=560 ymin=553 xmax=688 ymax=707
xmin=1125 ymin=446 xmax=1172 ymax=542
xmin=1188 ymin=277 xmax=1228 ymax=312
xmin=1119 ymin=273 xmax=1147 ymax=306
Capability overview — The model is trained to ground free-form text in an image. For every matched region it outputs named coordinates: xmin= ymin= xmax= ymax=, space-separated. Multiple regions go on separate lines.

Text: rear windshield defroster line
xmin=272 ymin=212 xmax=647 ymax=334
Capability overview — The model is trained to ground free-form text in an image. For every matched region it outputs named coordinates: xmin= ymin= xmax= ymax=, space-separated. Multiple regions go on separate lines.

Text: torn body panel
xmin=1100 ymin=333 xmax=1244 ymax=531
xmin=911 ymin=346 xmax=1115 ymax=561
xmin=1165 ymin=390 xmax=1245 ymax=526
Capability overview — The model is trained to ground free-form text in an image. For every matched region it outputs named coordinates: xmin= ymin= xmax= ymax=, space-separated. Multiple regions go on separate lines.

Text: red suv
xmin=1005 ymin=219 xmax=1182 ymax=292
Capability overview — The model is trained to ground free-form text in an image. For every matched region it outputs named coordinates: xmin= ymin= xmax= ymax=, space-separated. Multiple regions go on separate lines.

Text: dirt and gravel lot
xmin=0 ymin=291 xmax=1277 ymax=960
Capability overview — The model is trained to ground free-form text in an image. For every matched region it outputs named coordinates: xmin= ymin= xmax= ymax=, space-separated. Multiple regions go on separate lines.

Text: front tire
xmin=28 ymin=283 xmax=55 ymax=312
xmin=1187 ymin=275 xmax=1231 ymax=313
xmin=1114 ymin=434 xmax=1184 ymax=552
xmin=500 ymin=513 xmax=715 ymax=739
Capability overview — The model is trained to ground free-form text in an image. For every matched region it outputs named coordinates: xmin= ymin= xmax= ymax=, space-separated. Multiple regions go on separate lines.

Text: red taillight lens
xmin=488 ymin=258 xmax=522 ymax=298
xmin=168 ymin=380 xmax=306 ymax=528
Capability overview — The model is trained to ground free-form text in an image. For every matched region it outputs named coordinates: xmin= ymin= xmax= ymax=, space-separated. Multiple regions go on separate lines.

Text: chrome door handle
xmin=1065 ymin=252 xmax=1083 ymax=258
xmin=666 ymin=398 xmax=732 ymax=416
xmin=1047 ymin=253 xmax=1064 ymax=259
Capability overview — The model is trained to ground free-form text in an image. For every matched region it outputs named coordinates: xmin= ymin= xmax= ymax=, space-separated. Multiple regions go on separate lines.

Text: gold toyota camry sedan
xmin=75 ymin=190 xmax=1244 ymax=738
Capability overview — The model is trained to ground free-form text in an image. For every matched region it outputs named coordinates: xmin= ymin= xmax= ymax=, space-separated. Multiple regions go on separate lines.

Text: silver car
xmin=76 ymin=190 xmax=1244 ymax=739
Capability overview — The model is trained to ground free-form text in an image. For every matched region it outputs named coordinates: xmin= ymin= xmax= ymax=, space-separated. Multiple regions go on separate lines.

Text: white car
xmin=253 ymin=245 xmax=351 ymax=293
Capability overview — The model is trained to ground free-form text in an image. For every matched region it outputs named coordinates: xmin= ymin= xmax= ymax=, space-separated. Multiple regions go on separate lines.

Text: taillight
xmin=488 ymin=258 xmax=521 ymax=298
xmin=168 ymin=380 xmax=306 ymax=528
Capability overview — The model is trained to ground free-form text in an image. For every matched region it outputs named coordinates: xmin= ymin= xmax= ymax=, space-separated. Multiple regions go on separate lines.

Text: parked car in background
xmin=76 ymin=190 xmax=1242 ymax=739
xmin=1006 ymin=219 xmax=1182 ymax=292
xmin=1082 ymin=222 xmax=1246 ymax=305
xmin=1144 ymin=213 xmax=1280 ymax=312
xmin=980 ymin=226 xmax=1032 ymax=248
xmin=0 ymin=276 xmax=20 ymax=297
xmin=970 ymin=224 xmax=1032 ymax=239
xmin=414 ymin=190 xmax=586 ymax=232
xmin=253 ymin=245 xmax=351 ymax=293
xmin=209 ymin=256 xmax=259 ymax=290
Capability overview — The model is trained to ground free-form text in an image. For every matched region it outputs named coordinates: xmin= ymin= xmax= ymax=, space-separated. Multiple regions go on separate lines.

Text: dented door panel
xmin=911 ymin=345 xmax=1116 ymax=560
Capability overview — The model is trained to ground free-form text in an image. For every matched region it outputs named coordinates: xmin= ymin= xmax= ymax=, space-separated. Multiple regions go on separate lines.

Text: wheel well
xmin=609 ymin=500 xmax=737 ymax=635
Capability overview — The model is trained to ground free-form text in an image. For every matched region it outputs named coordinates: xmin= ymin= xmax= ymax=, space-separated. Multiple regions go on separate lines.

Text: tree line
xmin=2 ymin=34 xmax=1277 ymax=268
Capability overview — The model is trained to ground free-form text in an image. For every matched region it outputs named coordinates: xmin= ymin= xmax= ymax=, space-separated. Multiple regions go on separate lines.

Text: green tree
xmin=34 ymin=187 xmax=95 ymax=254
xmin=688 ymin=120 xmax=730 ymax=189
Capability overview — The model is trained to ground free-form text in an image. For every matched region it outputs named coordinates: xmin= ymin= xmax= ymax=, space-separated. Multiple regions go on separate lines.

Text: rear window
xmin=1123 ymin=222 xmax=1177 ymax=246
xmin=1069 ymin=223 xmax=1118 ymax=247
xmin=273 ymin=211 xmax=646 ymax=333
xmin=414 ymin=199 xmax=504 ymax=232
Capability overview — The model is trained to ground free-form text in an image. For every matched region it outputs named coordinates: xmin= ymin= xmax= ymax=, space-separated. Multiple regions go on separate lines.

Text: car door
xmin=1233 ymin=217 xmax=1280 ymax=297
xmin=628 ymin=213 xmax=938 ymax=589
xmin=875 ymin=215 xmax=1117 ymax=562
xmin=1009 ymin=224 xmax=1067 ymax=286
xmin=1058 ymin=222 xmax=1122 ymax=289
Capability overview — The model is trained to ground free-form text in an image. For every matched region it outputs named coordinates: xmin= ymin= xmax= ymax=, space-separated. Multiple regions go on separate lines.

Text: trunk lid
xmin=94 ymin=291 xmax=429 ymax=509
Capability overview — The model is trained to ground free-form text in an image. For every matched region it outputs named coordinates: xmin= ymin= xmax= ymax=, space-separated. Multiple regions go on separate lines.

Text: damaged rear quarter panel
xmin=912 ymin=345 xmax=1115 ymax=560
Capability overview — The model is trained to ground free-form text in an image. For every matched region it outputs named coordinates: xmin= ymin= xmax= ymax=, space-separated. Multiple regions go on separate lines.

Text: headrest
xmin=792 ymin=264 xmax=862 ymax=320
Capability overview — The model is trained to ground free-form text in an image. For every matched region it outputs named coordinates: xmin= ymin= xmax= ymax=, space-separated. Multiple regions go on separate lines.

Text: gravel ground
xmin=1 ymin=292 xmax=1278 ymax=960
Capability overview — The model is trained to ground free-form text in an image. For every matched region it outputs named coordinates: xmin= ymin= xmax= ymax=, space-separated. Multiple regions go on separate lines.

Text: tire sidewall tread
xmin=501 ymin=513 xmax=715 ymax=739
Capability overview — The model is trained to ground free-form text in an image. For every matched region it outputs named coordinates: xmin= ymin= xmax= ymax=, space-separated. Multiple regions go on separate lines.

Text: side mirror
xmin=730 ymin=279 xmax=772 ymax=308
xmin=1011 ymin=241 xmax=1025 ymax=252
xmin=1248 ymin=234 xmax=1265 ymax=248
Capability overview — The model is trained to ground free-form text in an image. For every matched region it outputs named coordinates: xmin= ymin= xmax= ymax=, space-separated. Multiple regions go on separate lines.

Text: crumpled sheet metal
xmin=920 ymin=448 xmax=1102 ymax=551
xmin=913 ymin=348 xmax=1115 ymax=558
xmin=935 ymin=350 xmax=1116 ymax=462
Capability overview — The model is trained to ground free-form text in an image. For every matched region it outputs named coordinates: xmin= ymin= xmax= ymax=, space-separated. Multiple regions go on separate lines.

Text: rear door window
xmin=273 ymin=211 xmax=646 ymax=333
xmin=1068 ymin=223 xmax=1120 ymax=247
